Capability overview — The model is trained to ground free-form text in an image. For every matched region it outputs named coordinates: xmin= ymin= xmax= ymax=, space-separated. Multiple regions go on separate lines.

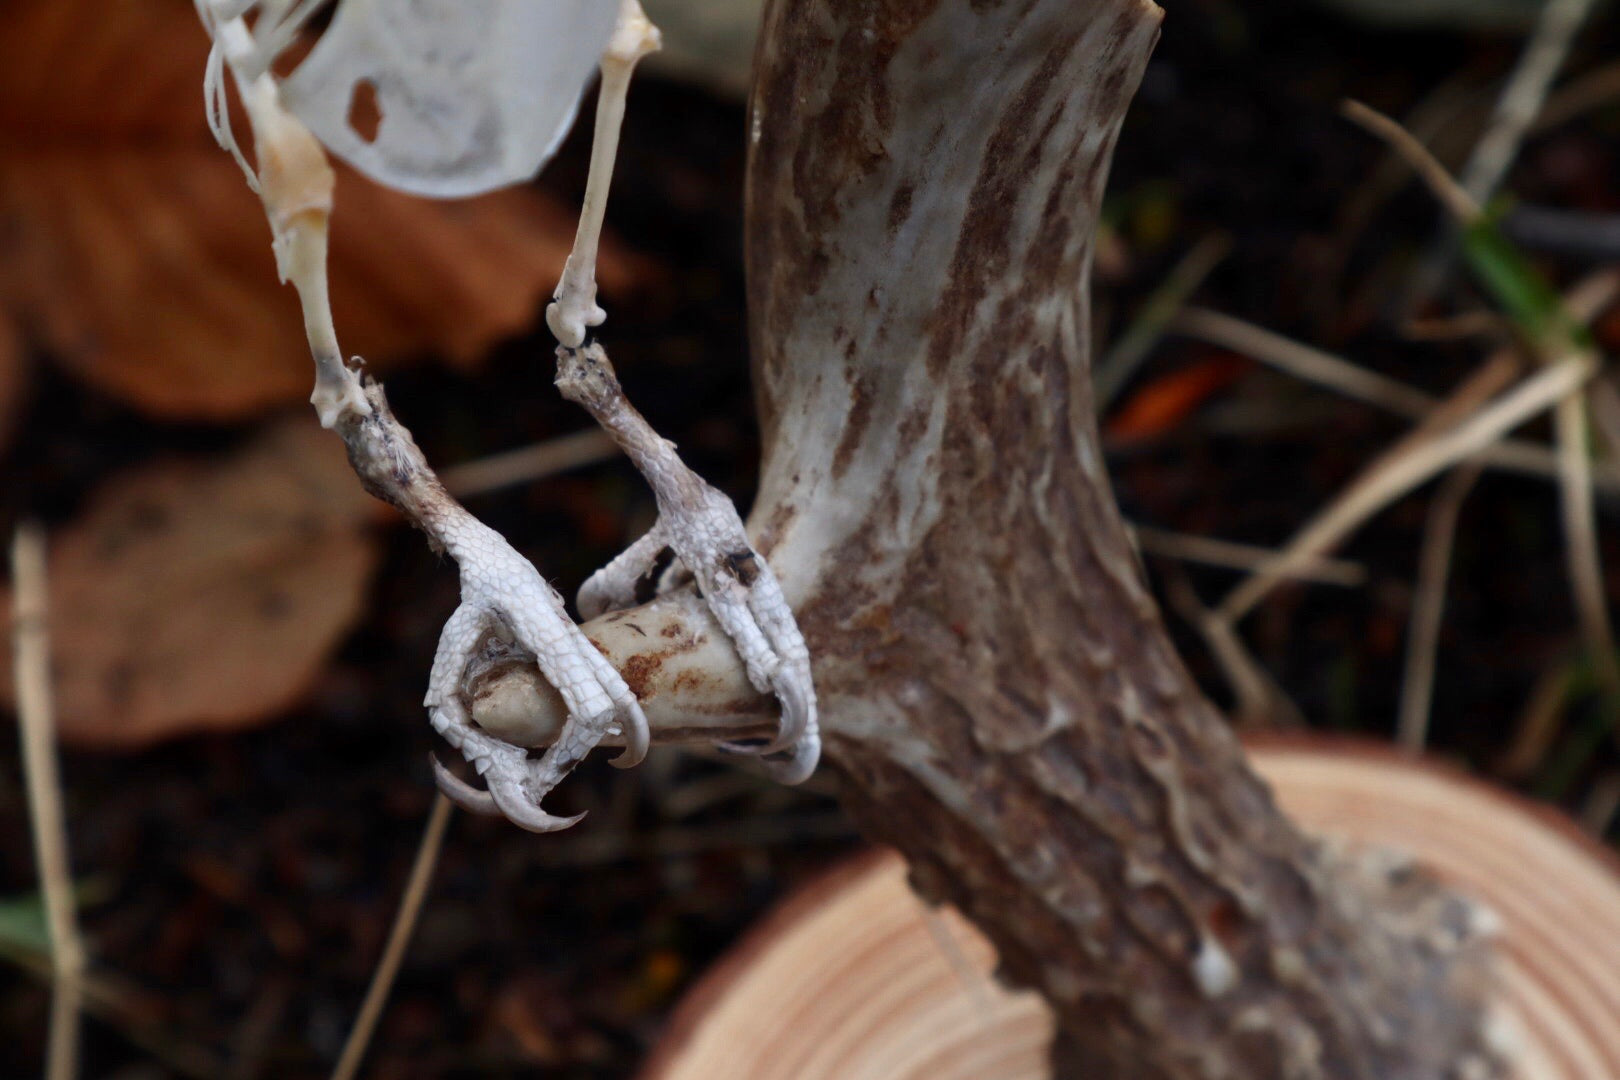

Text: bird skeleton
xmin=191 ymin=0 xmax=820 ymax=830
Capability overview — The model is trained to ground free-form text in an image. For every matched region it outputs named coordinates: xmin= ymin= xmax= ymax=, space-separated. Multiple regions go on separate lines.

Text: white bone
xmin=277 ymin=0 xmax=618 ymax=197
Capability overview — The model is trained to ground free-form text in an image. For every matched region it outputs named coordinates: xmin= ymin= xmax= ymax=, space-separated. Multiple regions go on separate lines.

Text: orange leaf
xmin=1105 ymin=354 xmax=1250 ymax=444
xmin=0 ymin=0 xmax=641 ymax=421
xmin=0 ymin=418 xmax=382 ymax=747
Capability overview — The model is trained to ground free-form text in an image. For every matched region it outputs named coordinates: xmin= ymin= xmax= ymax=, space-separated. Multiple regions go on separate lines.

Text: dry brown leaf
xmin=0 ymin=0 xmax=640 ymax=421
xmin=0 ymin=417 xmax=382 ymax=747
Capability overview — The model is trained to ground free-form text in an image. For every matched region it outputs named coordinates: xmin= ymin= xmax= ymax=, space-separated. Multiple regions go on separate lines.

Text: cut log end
xmin=643 ymin=739 xmax=1620 ymax=1080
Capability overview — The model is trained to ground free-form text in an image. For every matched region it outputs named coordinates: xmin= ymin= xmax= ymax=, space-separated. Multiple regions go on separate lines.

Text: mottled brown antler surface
xmin=485 ymin=0 xmax=1506 ymax=1074
xmin=739 ymin=1 xmax=1499 ymax=1076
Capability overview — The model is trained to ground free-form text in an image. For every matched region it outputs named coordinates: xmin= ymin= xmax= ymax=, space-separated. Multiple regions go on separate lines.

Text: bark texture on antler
xmin=744 ymin=1 xmax=1500 ymax=1076
xmin=485 ymin=0 xmax=1505 ymax=1074
xmin=745 ymin=1 xmax=1501 ymax=1076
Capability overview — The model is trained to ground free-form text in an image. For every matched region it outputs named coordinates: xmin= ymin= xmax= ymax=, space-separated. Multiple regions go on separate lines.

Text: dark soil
xmin=3 ymin=2 xmax=1619 ymax=1076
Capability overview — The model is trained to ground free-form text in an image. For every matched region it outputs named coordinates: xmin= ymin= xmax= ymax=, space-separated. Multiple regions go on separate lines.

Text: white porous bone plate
xmin=279 ymin=0 xmax=618 ymax=198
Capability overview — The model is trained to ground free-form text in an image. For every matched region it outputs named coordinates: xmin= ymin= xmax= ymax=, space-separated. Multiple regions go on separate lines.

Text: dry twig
xmin=1400 ymin=0 xmax=1598 ymax=306
xmin=1163 ymin=570 xmax=1303 ymax=728
xmin=1553 ymin=391 xmax=1620 ymax=696
xmin=1397 ymin=464 xmax=1482 ymax=752
xmin=439 ymin=428 xmax=620 ymax=498
xmin=1170 ymin=303 xmax=1620 ymax=492
xmin=331 ymin=795 xmax=455 ymax=1080
xmin=1341 ymin=104 xmax=1618 ymax=701
xmin=1128 ymin=524 xmax=1366 ymax=588
xmin=1498 ymin=662 xmax=1576 ymax=780
xmin=1341 ymin=100 xmax=1480 ymax=221
xmin=1400 ymin=310 xmax=1510 ymax=344
xmin=1459 ymin=0 xmax=1601 ymax=205
xmin=1218 ymin=354 xmax=1593 ymax=622
xmin=1173 ymin=306 xmax=1433 ymax=418
xmin=11 ymin=523 xmax=84 ymax=1080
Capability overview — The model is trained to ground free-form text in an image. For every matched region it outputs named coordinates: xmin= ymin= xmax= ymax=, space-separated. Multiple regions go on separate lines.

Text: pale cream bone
xmin=194 ymin=0 xmax=649 ymax=831
xmin=545 ymin=0 xmax=661 ymax=349
xmin=283 ymin=0 xmax=616 ymax=198
xmin=541 ymin=0 xmax=821 ymax=784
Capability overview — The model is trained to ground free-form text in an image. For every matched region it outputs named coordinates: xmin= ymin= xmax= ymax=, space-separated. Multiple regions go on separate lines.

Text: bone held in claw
xmin=468 ymin=589 xmax=781 ymax=750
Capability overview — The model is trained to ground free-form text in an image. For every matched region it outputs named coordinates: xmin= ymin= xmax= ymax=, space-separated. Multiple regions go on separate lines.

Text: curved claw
xmin=431 ymin=754 xmax=503 ymax=816
xmin=455 ymin=734 xmax=587 ymax=833
xmin=484 ymin=769 xmax=588 ymax=833
xmin=609 ymin=696 xmax=651 ymax=769
xmin=762 ymin=665 xmax=811 ymax=753
xmin=719 ymin=729 xmax=820 ymax=785
xmin=576 ymin=643 xmax=650 ymax=770
xmin=436 ymin=740 xmax=586 ymax=834
xmin=488 ymin=794 xmax=587 ymax=834
xmin=760 ymin=737 xmax=820 ymax=785
xmin=713 ymin=664 xmax=810 ymax=758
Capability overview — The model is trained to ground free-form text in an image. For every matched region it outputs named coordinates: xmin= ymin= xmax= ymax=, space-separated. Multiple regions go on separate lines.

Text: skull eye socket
xmin=346 ymin=78 xmax=381 ymax=144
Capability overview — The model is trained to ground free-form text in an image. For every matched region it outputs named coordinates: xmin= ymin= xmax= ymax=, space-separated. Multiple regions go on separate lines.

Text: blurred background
xmin=2 ymin=0 xmax=1619 ymax=1075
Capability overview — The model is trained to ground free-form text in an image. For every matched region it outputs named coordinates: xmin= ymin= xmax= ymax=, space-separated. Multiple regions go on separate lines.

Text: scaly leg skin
xmin=558 ymin=344 xmax=820 ymax=785
xmin=197 ymin=10 xmax=651 ymax=830
xmin=414 ymin=482 xmax=652 ymax=831
xmin=424 ymin=604 xmax=567 ymax=826
xmin=423 ymin=552 xmax=653 ymax=832
xmin=545 ymin=0 xmax=819 ymax=784
xmin=577 ymin=522 xmax=667 ymax=620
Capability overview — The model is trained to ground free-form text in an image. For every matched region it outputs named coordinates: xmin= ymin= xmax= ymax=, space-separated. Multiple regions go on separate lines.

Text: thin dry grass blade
xmin=1397 ymin=464 xmax=1482 ymax=752
xmin=1163 ymin=570 xmax=1303 ymax=728
xmin=1499 ymin=662 xmax=1576 ymax=780
xmin=1341 ymin=100 xmax=1480 ymax=221
xmin=330 ymin=795 xmax=454 ymax=1080
xmin=1458 ymin=0 xmax=1601 ymax=204
xmin=1129 ymin=524 xmax=1366 ymax=587
xmin=1534 ymin=59 xmax=1620 ymax=133
xmin=1552 ymin=391 xmax=1620 ymax=699
xmin=440 ymin=428 xmax=621 ymax=498
xmin=11 ymin=523 xmax=84 ymax=1080
xmin=1218 ymin=355 xmax=1592 ymax=623
xmin=1172 ymin=306 xmax=1433 ymax=418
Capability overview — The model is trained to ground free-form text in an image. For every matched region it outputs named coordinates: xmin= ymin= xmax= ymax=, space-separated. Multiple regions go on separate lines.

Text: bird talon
xmin=431 ymin=755 xmax=502 ymax=816
xmin=760 ymin=734 xmax=821 ymax=786
xmin=485 ymin=773 xmax=587 ymax=834
xmin=761 ymin=667 xmax=810 ymax=753
xmin=609 ymin=700 xmax=650 ymax=768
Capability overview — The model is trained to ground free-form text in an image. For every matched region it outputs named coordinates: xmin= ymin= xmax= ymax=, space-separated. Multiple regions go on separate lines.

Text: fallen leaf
xmin=0 ymin=417 xmax=382 ymax=747
xmin=0 ymin=0 xmax=640 ymax=421
xmin=1105 ymin=353 xmax=1251 ymax=445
